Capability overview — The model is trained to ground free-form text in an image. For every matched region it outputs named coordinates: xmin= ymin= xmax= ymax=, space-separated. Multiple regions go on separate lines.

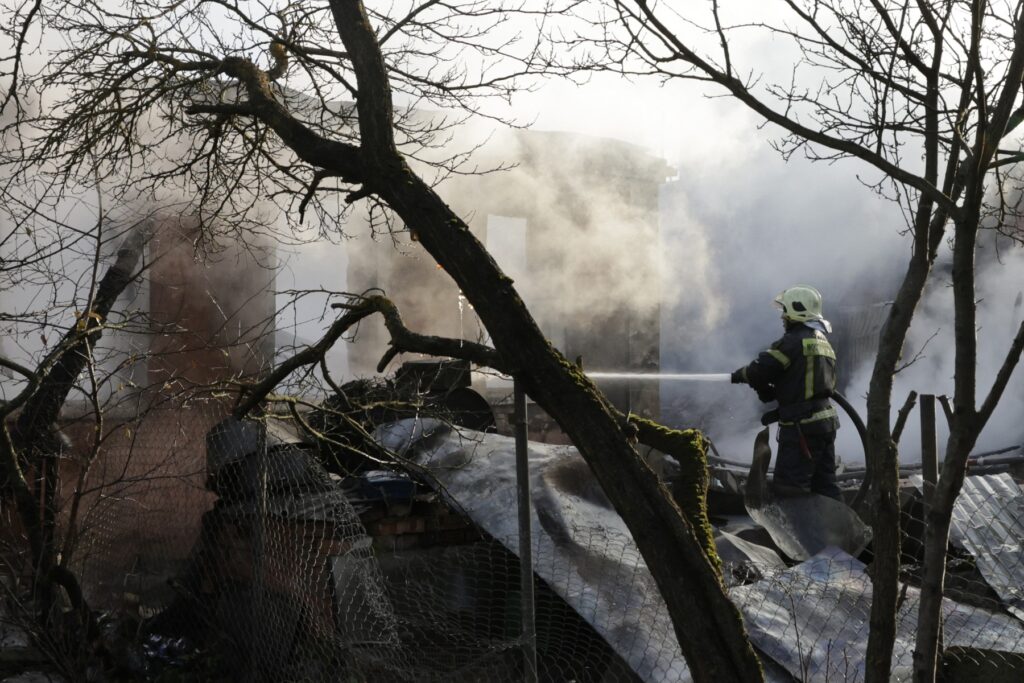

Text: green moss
xmin=631 ymin=418 xmax=722 ymax=575
xmin=551 ymin=355 xmax=722 ymax=574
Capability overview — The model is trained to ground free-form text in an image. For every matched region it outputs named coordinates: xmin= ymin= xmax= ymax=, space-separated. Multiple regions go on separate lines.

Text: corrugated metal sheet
xmin=377 ymin=419 xmax=691 ymax=683
xmin=911 ymin=473 xmax=1024 ymax=620
xmin=747 ymin=495 xmax=872 ymax=561
xmin=730 ymin=547 xmax=1024 ymax=682
xmin=376 ymin=420 xmax=1024 ymax=682
xmin=376 ymin=419 xmax=802 ymax=683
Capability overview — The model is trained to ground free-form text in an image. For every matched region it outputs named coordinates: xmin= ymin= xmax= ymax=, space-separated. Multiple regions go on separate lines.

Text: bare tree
xmin=0 ymin=199 xmax=294 ymax=676
xmin=0 ymin=217 xmax=148 ymax=672
xmin=571 ymin=1 xmax=1024 ymax=679
xmin=1 ymin=0 xmax=764 ymax=679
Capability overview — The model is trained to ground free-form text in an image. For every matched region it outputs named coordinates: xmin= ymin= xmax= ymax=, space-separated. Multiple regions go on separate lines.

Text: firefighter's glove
xmin=730 ymin=369 xmax=747 ymax=384
xmin=756 ymin=386 xmax=776 ymax=403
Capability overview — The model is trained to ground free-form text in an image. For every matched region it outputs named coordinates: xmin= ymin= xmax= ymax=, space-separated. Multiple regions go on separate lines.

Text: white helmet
xmin=774 ymin=285 xmax=831 ymax=331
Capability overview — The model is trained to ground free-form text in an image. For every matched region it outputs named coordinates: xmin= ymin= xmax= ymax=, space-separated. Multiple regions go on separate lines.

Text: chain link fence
xmin=3 ymin=394 xmax=1024 ymax=682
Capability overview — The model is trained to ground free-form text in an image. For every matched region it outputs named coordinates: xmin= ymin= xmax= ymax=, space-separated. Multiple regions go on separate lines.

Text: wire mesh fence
xmin=3 ymin=396 xmax=1024 ymax=682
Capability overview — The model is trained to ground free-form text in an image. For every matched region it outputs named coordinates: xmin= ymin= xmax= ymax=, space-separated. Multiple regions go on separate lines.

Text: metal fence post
xmin=513 ymin=379 xmax=537 ymax=683
xmin=919 ymin=393 xmax=945 ymax=655
xmin=920 ymin=394 xmax=938 ymax=511
xmin=251 ymin=419 xmax=268 ymax=681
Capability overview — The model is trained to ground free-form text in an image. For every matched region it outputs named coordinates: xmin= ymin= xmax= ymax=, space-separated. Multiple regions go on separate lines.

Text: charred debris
xmin=4 ymin=354 xmax=1024 ymax=681
xmin=34 ymin=360 xmax=1016 ymax=680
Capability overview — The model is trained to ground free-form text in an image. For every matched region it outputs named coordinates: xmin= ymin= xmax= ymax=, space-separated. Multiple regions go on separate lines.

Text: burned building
xmin=345 ymin=129 xmax=673 ymax=422
xmin=142 ymin=217 xmax=277 ymax=388
xmin=35 ymin=216 xmax=282 ymax=614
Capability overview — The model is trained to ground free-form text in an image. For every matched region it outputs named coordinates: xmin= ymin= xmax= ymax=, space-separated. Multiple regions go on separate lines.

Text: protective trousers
xmin=774 ymin=425 xmax=840 ymax=500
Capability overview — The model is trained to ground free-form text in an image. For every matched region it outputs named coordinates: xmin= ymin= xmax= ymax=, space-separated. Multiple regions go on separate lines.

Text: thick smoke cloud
xmin=841 ymin=233 xmax=1024 ymax=462
xmin=518 ymin=41 xmax=1024 ymax=465
xmin=658 ymin=145 xmax=907 ymax=462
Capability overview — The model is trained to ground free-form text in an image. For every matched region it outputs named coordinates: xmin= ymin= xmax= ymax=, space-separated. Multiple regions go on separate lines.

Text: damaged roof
xmin=375 ymin=419 xmax=1024 ymax=682
xmin=731 ymin=547 xmax=1024 ymax=682
xmin=911 ymin=473 xmax=1024 ymax=620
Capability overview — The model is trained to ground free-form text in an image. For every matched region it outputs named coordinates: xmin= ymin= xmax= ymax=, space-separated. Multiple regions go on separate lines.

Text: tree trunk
xmin=914 ymin=215 xmax=981 ymax=681
xmin=864 ymin=251 xmax=933 ymax=683
xmin=913 ymin=429 xmax=977 ymax=682
xmin=376 ymin=165 xmax=762 ymax=680
xmin=4 ymin=225 xmax=145 ymax=627
xmin=631 ymin=417 xmax=720 ymax=571
xmin=219 ymin=1 xmax=767 ymax=676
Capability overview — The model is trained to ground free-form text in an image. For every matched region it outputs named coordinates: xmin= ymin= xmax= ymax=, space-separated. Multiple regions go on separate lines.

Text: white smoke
xmin=508 ymin=25 xmax=1024 ymax=466
xmin=655 ymin=142 xmax=907 ymax=462
xmin=839 ymin=233 xmax=1024 ymax=463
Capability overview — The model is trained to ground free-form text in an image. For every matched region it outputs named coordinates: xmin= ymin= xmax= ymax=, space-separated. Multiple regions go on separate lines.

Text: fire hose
xmin=831 ymin=391 xmax=871 ymax=508
xmin=756 ymin=391 xmax=869 ymax=506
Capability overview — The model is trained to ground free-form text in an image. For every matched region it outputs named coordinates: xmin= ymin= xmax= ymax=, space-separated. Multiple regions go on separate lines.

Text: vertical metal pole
xmin=251 ymin=422 xmax=268 ymax=681
xmin=919 ymin=393 xmax=944 ymax=653
xmin=920 ymin=394 xmax=938 ymax=510
xmin=513 ymin=380 xmax=537 ymax=683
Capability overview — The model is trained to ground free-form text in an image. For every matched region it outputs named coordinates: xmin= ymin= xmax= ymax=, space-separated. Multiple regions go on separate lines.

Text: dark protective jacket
xmin=738 ymin=323 xmax=839 ymax=435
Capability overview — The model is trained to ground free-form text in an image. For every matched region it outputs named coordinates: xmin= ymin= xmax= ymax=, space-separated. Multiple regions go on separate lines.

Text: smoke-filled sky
xmin=4 ymin=1 xmax=1022 ymax=461
xmin=500 ymin=62 xmax=1024 ymax=462
xmin=273 ymin=20 xmax=1024 ymax=463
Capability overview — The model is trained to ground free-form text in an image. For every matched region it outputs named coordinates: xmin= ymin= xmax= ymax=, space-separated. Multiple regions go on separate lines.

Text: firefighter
xmin=731 ymin=285 xmax=841 ymax=499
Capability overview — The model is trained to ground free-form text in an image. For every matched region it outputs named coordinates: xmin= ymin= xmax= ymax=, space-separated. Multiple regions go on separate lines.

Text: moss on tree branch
xmin=630 ymin=417 xmax=720 ymax=574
